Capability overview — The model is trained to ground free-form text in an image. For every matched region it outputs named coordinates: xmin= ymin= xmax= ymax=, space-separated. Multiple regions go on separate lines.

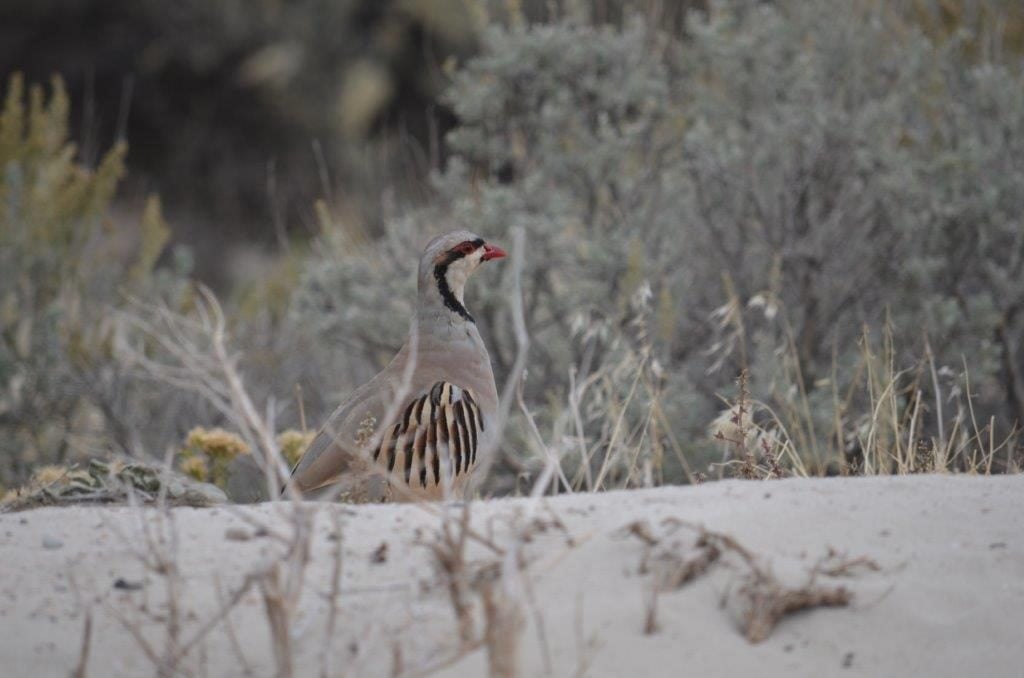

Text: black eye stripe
xmin=438 ymin=238 xmax=485 ymax=264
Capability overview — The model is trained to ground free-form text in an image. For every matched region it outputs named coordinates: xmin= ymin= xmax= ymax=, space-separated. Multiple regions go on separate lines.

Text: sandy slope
xmin=1 ymin=474 xmax=1021 ymax=677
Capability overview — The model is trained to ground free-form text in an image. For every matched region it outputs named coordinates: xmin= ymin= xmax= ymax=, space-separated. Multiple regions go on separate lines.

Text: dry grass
xmin=705 ymin=324 xmax=1022 ymax=482
xmin=405 ymin=501 xmax=575 ymax=677
xmin=710 ymin=370 xmax=787 ymax=481
xmin=510 ymin=285 xmax=1024 ymax=500
xmin=119 ymin=285 xmax=296 ymax=501
xmin=101 ymin=458 xmax=319 ymax=677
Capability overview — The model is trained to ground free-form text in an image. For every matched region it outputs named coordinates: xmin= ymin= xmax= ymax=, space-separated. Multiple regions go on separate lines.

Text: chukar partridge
xmin=286 ymin=230 xmax=505 ymax=502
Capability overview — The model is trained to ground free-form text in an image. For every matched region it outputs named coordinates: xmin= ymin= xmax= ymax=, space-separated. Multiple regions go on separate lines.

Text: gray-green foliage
xmin=915 ymin=57 xmax=1024 ymax=419
xmin=0 ymin=75 xmax=191 ymax=488
xmin=292 ymin=0 xmax=1024 ymax=483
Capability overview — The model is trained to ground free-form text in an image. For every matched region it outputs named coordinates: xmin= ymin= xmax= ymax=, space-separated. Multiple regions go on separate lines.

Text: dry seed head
xmin=708 ymin=405 xmax=754 ymax=444
xmin=353 ymin=415 xmax=377 ymax=447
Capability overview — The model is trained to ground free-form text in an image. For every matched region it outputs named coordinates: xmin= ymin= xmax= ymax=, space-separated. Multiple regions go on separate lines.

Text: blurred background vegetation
xmin=2 ymin=0 xmax=1022 ymax=499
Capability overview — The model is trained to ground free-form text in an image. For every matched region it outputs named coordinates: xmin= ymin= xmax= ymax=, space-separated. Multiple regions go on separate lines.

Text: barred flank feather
xmin=374 ymin=381 xmax=484 ymax=490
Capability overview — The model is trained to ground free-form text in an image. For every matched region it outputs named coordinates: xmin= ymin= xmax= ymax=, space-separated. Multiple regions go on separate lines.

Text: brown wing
xmin=373 ymin=381 xmax=485 ymax=492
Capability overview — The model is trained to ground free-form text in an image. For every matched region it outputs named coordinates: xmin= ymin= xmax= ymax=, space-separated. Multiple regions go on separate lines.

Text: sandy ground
xmin=1 ymin=474 xmax=1022 ymax=677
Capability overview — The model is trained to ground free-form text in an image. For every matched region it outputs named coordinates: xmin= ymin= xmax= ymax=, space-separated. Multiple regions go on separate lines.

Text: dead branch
xmin=623 ymin=519 xmax=879 ymax=643
xmin=740 ymin=575 xmax=852 ymax=643
xmin=428 ymin=504 xmax=477 ymax=647
xmin=481 ymin=577 xmax=525 ymax=678
xmin=260 ymin=568 xmax=295 ymax=678
xmin=319 ymin=508 xmax=345 ymax=678
xmin=214 ymin=573 xmax=255 ymax=676
xmin=655 ymin=536 xmax=721 ymax=591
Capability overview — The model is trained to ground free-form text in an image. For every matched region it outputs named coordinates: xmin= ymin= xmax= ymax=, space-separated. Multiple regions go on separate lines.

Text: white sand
xmin=1 ymin=474 xmax=1021 ymax=677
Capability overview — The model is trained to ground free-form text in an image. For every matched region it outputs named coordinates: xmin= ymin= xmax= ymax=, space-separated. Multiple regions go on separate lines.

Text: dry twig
xmin=71 ymin=609 xmax=93 ymax=678
xmin=624 ymin=519 xmax=879 ymax=643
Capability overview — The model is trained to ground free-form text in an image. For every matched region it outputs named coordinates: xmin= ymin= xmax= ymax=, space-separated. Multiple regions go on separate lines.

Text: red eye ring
xmin=456 ymin=241 xmax=477 ymax=255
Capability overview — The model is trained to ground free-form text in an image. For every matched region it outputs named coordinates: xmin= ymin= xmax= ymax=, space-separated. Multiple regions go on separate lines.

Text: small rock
xmin=842 ymin=651 xmax=854 ymax=668
xmin=42 ymin=536 xmax=63 ymax=550
xmin=371 ymin=541 xmax=388 ymax=564
xmin=177 ymin=479 xmax=227 ymax=507
xmin=164 ymin=478 xmax=186 ymax=498
xmin=113 ymin=578 xmax=144 ymax=591
xmin=224 ymin=527 xmax=251 ymax=542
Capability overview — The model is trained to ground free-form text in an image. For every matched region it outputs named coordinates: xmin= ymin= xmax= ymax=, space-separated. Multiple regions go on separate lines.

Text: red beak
xmin=481 ymin=243 xmax=507 ymax=261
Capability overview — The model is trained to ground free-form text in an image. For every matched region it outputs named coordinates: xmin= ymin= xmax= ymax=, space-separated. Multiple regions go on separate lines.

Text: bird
xmin=286 ymin=230 xmax=506 ymax=502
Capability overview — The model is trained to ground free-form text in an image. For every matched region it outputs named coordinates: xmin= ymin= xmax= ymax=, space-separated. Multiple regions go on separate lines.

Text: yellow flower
xmin=180 ymin=455 xmax=209 ymax=482
xmin=277 ymin=429 xmax=314 ymax=467
xmin=185 ymin=427 xmax=250 ymax=460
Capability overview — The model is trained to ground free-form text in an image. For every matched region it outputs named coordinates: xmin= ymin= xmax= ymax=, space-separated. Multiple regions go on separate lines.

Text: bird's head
xmin=418 ymin=230 xmax=506 ymax=323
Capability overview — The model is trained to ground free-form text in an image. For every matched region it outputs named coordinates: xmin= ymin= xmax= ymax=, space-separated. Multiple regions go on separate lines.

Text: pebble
xmin=113 ymin=578 xmax=144 ymax=591
xmin=42 ymin=536 xmax=63 ymax=550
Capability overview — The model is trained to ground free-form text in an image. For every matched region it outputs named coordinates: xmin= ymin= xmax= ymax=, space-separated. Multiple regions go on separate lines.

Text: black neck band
xmin=432 ymin=238 xmax=484 ymax=323
xmin=434 ymin=260 xmax=474 ymax=323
